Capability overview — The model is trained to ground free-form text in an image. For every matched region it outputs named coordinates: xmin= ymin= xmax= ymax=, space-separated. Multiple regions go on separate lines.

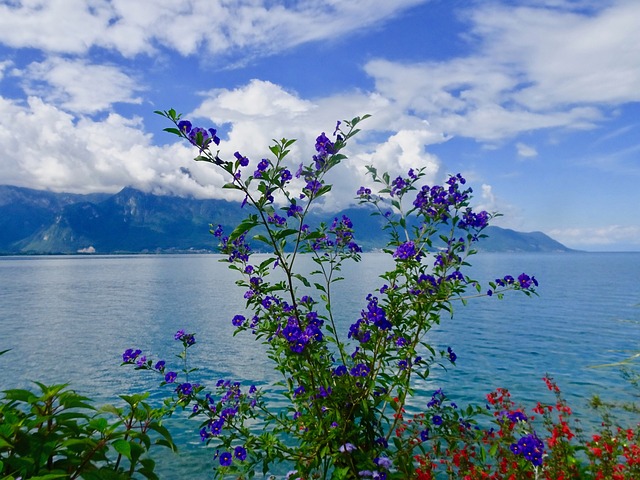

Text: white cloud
xmin=195 ymin=80 xmax=314 ymax=121
xmin=0 ymin=60 xmax=12 ymax=80
xmin=0 ymin=0 xmax=428 ymax=59
xmin=364 ymin=0 xmax=640 ymax=142
xmin=0 ymin=96 xmax=236 ymax=198
xmin=548 ymin=225 xmax=640 ymax=250
xmin=0 ymin=76 xmax=448 ymax=208
xmin=516 ymin=142 xmax=538 ymax=158
xmin=470 ymin=1 xmax=640 ymax=108
xmin=190 ymin=79 xmax=447 ymax=210
xmin=18 ymin=57 xmax=144 ymax=114
xmin=357 ymin=130 xmax=441 ymax=181
xmin=0 ymin=0 xmax=112 ymax=54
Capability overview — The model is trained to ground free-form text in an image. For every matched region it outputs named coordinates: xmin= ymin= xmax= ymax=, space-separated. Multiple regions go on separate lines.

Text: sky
xmin=0 ymin=0 xmax=638 ymax=251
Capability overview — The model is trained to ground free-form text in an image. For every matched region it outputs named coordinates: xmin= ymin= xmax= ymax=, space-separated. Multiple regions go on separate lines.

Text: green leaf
xmin=229 ymin=215 xmax=259 ymax=242
xmin=149 ymin=423 xmax=177 ymax=453
xmin=274 ymin=228 xmax=298 ymax=241
xmin=112 ymin=438 xmax=132 ymax=459
xmin=2 ymin=388 xmax=36 ymax=403
xmin=253 ymin=234 xmax=272 ymax=246
xmin=162 ymin=127 xmax=182 ymax=136
xmin=293 ymin=274 xmax=310 ymax=288
xmin=0 ymin=437 xmax=13 ymax=449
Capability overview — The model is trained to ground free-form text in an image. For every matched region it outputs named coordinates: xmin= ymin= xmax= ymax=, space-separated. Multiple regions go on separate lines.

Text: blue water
xmin=1 ymin=252 xmax=640 ymax=477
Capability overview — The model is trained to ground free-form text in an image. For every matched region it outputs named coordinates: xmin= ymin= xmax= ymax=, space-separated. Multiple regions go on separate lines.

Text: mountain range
xmin=0 ymin=185 xmax=574 ymax=255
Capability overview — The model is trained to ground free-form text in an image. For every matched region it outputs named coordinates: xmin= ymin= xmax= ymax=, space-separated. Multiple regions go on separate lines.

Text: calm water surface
xmin=1 ymin=252 xmax=639 ymax=477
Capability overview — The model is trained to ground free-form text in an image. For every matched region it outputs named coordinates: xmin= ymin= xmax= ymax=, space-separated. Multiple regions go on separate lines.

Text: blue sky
xmin=0 ymin=0 xmax=638 ymax=251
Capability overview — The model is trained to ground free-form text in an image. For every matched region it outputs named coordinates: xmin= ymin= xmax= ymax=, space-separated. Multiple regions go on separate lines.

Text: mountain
xmin=0 ymin=185 xmax=574 ymax=254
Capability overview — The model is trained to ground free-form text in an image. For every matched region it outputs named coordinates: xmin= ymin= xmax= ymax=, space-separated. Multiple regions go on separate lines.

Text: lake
xmin=1 ymin=252 xmax=640 ymax=477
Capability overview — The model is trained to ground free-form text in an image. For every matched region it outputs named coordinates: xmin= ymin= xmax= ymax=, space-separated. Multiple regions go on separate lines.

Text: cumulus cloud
xmin=0 ymin=76 xmax=448 ymax=207
xmin=17 ymin=57 xmax=145 ymax=114
xmin=0 ymin=0 xmax=428 ymax=59
xmin=548 ymin=225 xmax=640 ymax=250
xmin=191 ymin=79 xmax=446 ymax=209
xmin=470 ymin=1 xmax=640 ymax=108
xmin=0 ymin=96 xmax=236 ymax=198
xmin=364 ymin=0 xmax=640 ymax=142
xmin=516 ymin=142 xmax=538 ymax=158
xmin=0 ymin=60 xmax=12 ymax=80
xmin=0 ymin=0 xmax=112 ymax=54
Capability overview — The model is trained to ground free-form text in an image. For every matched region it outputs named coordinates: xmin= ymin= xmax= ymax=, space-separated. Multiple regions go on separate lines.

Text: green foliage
xmin=0 ymin=365 xmax=175 ymax=480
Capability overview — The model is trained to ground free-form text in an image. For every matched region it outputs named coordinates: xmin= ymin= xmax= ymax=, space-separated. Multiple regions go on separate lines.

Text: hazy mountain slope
xmin=0 ymin=185 xmax=574 ymax=254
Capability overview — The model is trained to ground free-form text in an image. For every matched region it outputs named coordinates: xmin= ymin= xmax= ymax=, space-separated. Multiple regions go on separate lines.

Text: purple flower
xmin=333 ymin=365 xmax=347 ymax=376
xmin=420 ymin=429 xmax=429 ymax=441
xmin=268 ymin=213 xmax=286 ymax=226
xmin=212 ymin=224 xmax=224 ymax=237
xmin=313 ymin=132 xmax=335 ymax=169
xmin=518 ymin=273 xmax=539 ymax=289
xmin=177 ymin=120 xmax=192 ymax=134
xmin=361 ymin=295 xmax=391 ymax=330
xmin=282 ymin=320 xmax=302 ymax=342
xmin=428 ymin=389 xmax=444 ymax=408
xmin=393 ymin=241 xmax=418 ymax=260
xmin=122 ymin=348 xmax=142 ymax=363
xmin=232 ymin=314 xmax=245 ymax=327
xmin=390 ymin=175 xmax=407 ymax=197
xmin=510 ymin=433 xmax=544 ymax=467
xmin=350 ymin=363 xmax=370 ymax=377
xmin=356 ymin=186 xmax=372 ymax=198
xmin=185 ymin=126 xmax=220 ymax=151
xmin=164 ymin=371 xmax=177 ymax=383
xmin=253 ymin=158 xmax=270 ymax=177
xmin=219 ymin=451 xmax=232 ymax=467
xmin=154 ymin=360 xmax=165 ymax=371
xmin=339 ymin=443 xmax=356 ymax=453
xmin=432 ymin=415 xmax=443 ymax=425
xmin=210 ymin=419 xmax=224 ymax=435
xmin=177 ymin=382 xmax=193 ymax=396
xmin=290 ymin=336 xmax=309 ymax=353
xmin=281 ymin=169 xmax=292 ymax=182
xmin=234 ymin=446 xmax=247 ymax=461
xmin=233 ymin=151 xmax=249 ymax=167
xmin=508 ymin=411 xmax=528 ymax=423
xmin=458 ymin=208 xmax=489 ymax=230
xmin=287 ymin=203 xmax=303 ymax=217
xmin=447 ymin=346 xmax=457 ymax=363
xmin=304 ymin=179 xmax=322 ymax=194
xmin=374 ymin=456 xmax=393 ymax=470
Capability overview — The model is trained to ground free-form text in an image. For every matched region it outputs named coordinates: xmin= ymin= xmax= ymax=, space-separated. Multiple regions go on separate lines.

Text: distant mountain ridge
xmin=0 ymin=185 xmax=574 ymax=254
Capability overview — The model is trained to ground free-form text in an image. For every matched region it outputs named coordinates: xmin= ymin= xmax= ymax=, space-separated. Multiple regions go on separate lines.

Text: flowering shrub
xmin=119 ymin=110 xmax=639 ymax=479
